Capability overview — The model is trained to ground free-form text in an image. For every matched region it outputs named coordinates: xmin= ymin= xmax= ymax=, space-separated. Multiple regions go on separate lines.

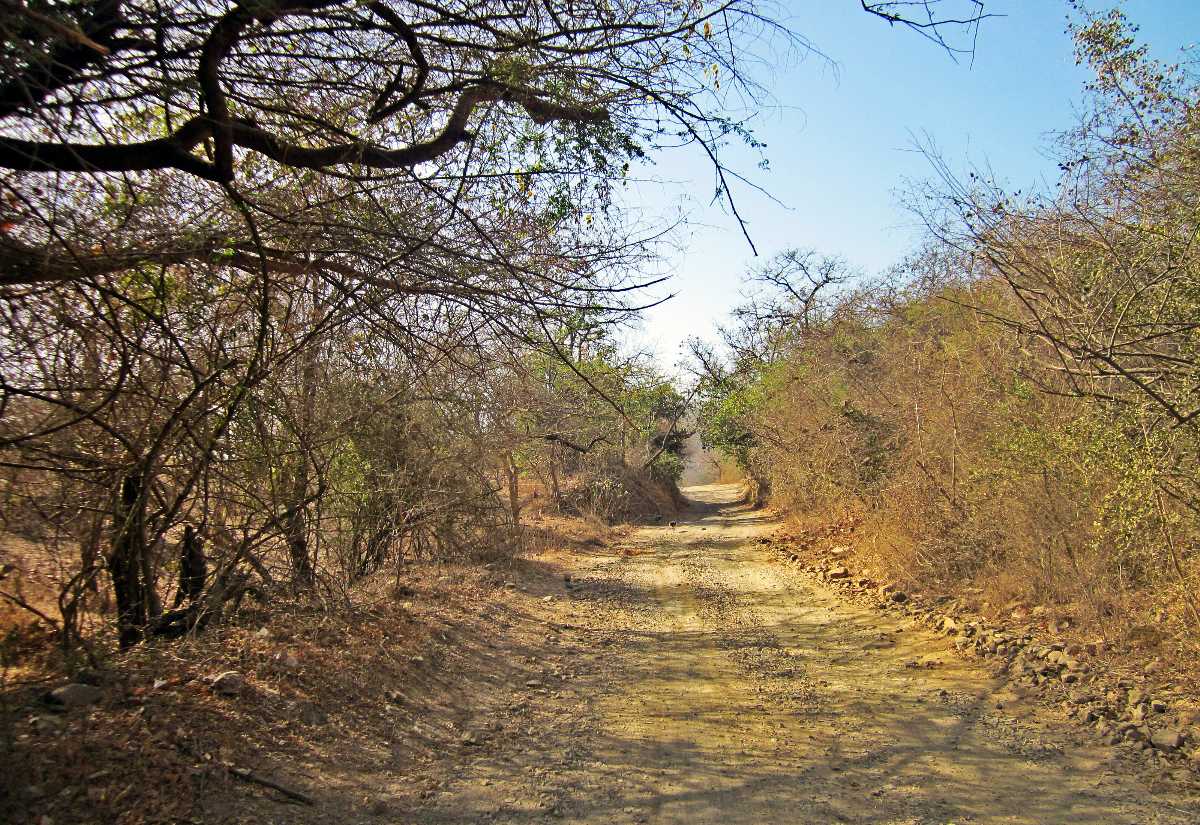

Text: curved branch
xmin=365 ymin=2 xmax=430 ymax=123
xmin=0 ymin=116 xmax=219 ymax=178
xmin=0 ymin=84 xmax=607 ymax=178
xmin=197 ymin=6 xmax=254 ymax=181
xmin=230 ymin=84 xmax=607 ymax=169
xmin=543 ymin=433 xmax=607 ymax=453
xmin=196 ymin=0 xmax=345 ymax=180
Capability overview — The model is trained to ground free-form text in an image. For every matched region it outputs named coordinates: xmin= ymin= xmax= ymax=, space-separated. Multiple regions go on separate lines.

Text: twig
xmin=0 ymin=588 xmax=60 ymax=629
xmin=175 ymin=740 xmax=315 ymax=806
xmin=228 ymin=766 xmax=315 ymax=806
xmin=1 ymin=0 xmax=111 ymax=54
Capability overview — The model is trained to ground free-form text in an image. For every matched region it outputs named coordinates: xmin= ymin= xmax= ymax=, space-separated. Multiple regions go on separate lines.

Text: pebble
xmin=782 ymin=541 xmax=1200 ymax=781
xmin=209 ymin=671 xmax=245 ymax=696
xmin=30 ymin=715 xmax=64 ymax=733
xmin=48 ymin=683 xmax=102 ymax=708
xmin=1151 ymin=730 xmax=1185 ymax=752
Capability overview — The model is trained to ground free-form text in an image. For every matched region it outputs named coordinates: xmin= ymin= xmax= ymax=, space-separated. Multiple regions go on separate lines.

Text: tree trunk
xmin=78 ymin=512 xmax=102 ymax=594
xmin=283 ymin=276 xmax=324 ymax=588
xmin=174 ymin=525 xmax=206 ymax=607
xmin=548 ymin=455 xmax=562 ymax=503
xmin=109 ymin=472 xmax=149 ymax=649
xmin=285 ymin=459 xmax=313 ymax=587
xmin=504 ymin=452 xmax=521 ymax=525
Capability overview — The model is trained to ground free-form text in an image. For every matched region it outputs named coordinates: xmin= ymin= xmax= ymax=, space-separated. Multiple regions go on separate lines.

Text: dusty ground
xmin=388 ymin=483 xmax=1198 ymax=824
xmin=10 ymin=483 xmax=1197 ymax=824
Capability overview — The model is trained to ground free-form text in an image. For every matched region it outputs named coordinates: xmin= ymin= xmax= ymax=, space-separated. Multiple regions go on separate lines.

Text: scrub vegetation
xmin=5 ymin=2 xmax=1200 ymax=823
xmin=694 ymin=7 xmax=1200 ymax=677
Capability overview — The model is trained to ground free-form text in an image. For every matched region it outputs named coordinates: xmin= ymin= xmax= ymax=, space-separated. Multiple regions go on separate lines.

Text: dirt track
xmin=395 ymin=483 xmax=1199 ymax=824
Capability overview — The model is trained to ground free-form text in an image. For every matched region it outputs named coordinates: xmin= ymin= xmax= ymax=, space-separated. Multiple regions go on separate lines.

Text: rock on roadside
xmin=47 ymin=683 xmax=102 ymax=709
xmin=1153 ymin=730 xmax=1186 ymax=753
xmin=762 ymin=532 xmax=1200 ymax=781
xmin=209 ymin=671 xmax=246 ymax=696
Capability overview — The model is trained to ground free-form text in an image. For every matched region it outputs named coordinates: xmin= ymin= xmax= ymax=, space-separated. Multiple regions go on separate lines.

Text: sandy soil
xmin=393 ymin=483 xmax=1198 ymax=824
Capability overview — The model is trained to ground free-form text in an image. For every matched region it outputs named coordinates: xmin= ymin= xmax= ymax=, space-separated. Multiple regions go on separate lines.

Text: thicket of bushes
xmin=0 ymin=300 xmax=686 ymax=659
xmin=696 ymin=9 xmax=1200 ymax=658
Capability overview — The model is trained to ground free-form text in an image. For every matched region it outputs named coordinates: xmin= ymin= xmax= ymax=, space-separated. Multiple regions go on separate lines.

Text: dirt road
xmin=406 ymin=483 xmax=1197 ymax=824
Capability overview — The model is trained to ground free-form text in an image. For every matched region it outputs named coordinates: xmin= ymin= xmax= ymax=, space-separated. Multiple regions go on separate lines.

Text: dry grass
xmin=777 ymin=503 xmax=1200 ymax=703
xmin=739 ymin=280 xmax=1200 ymax=699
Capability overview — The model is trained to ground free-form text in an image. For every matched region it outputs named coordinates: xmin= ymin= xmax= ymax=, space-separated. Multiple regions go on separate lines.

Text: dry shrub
xmin=556 ymin=462 xmax=682 ymax=524
xmin=736 ymin=268 xmax=1200 ymax=671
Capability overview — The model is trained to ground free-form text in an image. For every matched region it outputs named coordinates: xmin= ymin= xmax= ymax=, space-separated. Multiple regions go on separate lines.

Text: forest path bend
xmin=410 ymin=483 xmax=1197 ymax=824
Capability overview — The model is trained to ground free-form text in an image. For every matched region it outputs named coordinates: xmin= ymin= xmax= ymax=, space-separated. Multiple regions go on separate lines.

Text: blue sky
xmin=626 ymin=0 xmax=1200 ymax=367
